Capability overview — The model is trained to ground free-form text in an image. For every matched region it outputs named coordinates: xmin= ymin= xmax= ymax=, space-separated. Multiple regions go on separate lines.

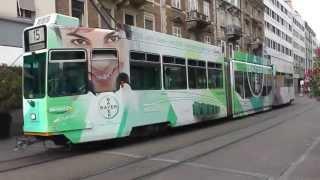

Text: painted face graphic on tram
xmin=58 ymin=27 xmax=126 ymax=93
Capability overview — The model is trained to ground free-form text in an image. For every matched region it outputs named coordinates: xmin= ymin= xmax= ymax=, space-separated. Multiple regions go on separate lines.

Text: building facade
xmin=292 ymin=11 xmax=305 ymax=92
xmin=215 ymin=0 xmax=241 ymax=58
xmin=240 ymin=0 xmax=264 ymax=56
xmin=264 ymin=0 xmax=294 ymax=74
xmin=56 ymin=0 xmax=216 ymax=45
xmin=55 ymin=0 xmax=265 ymax=59
xmin=0 ymin=0 xmax=55 ymax=65
xmin=305 ymin=22 xmax=317 ymax=73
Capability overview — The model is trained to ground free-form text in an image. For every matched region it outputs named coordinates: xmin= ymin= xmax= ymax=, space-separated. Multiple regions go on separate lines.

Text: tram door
xmin=224 ymin=59 xmax=233 ymax=118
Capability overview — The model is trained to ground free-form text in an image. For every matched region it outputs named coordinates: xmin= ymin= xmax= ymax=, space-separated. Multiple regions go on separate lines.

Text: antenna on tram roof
xmin=88 ymin=0 xmax=132 ymax=39
xmin=10 ymin=53 xmax=23 ymax=67
xmin=88 ymin=0 xmax=120 ymax=30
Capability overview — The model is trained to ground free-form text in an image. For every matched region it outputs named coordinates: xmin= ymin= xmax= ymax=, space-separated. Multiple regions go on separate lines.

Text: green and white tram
xmin=230 ymin=53 xmax=274 ymax=117
xmin=271 ymin=57 xmax=295 ymax=106
xmin=22 ymin=14 xmax=290 ymax=145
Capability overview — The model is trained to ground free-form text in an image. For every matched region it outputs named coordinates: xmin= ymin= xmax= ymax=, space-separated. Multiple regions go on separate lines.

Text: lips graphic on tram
xmin=95 ymin=72 xmax=113 ymax=80
xmin=92 ymin=66 xmax=117 ymax=80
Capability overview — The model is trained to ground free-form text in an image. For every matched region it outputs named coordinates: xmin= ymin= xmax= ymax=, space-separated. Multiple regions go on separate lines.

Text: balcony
xmin=171 ymin=8 xmax=185 ymax=24
xmin=224 ymin=24 xmax=242 ymax=41
xmin=186 ymin=10 xmax=211 ymax=30
xmin=115 ymin=0 xmax=147 ymax=8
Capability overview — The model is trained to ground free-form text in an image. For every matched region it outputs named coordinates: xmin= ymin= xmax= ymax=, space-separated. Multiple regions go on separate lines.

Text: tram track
xmin=80 ymin=100 xmax=316 ymax=180
xmin=0 ymin=148 xmax=82 ymax=173
xmin=134 ymin=104 xmax=317 ymax=180
xmin=0 ymin=100 xmax=314 ymax=178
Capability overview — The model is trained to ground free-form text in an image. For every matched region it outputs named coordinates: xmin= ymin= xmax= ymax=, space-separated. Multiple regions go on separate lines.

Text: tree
xmin=0 ymin=65 xmax=22 ymax=112
xmin=310 ymin=58 xmax=320 ymax=98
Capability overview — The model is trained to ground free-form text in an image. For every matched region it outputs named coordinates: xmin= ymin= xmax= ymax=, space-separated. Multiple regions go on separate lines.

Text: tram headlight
xmin=30 ymin=113 xmax=37 ymax=120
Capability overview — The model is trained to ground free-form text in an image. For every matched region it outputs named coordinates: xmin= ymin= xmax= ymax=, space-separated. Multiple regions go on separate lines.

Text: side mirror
xmin=27 ymin=100 xmax=35 ymax=107
xmin=88 ymin=80 xmax=96 ymax=96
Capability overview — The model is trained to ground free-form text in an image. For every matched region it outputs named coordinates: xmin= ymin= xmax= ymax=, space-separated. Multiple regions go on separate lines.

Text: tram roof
xmin=128 ymin=26 xmax=222 ymax=60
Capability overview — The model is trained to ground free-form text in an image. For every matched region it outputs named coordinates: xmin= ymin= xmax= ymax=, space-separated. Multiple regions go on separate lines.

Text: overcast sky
xmin=292 ymin=0 xmax=320 ymax=41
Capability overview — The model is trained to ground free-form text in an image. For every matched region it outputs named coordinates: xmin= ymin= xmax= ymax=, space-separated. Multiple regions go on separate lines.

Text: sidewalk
xmin=0 ymin=137 xmax=47 ymax=162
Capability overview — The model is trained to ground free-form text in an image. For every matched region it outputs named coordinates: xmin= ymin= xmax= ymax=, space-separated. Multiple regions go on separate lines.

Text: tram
xmin=22 ymin=14 xmax=294 ymax=144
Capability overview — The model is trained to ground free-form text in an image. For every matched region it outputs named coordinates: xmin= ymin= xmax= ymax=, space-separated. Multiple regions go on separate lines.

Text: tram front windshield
xmin=23 ymin=53 xmax=46 ymax=99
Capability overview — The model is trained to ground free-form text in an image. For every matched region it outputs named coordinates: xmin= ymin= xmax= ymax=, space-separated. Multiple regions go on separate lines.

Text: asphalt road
xmin=0 ymin=96 xmax=319 ymax=180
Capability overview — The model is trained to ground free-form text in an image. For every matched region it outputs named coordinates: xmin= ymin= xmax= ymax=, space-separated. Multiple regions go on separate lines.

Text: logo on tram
xmin=98 ymin=96 xmax=119 ymax=119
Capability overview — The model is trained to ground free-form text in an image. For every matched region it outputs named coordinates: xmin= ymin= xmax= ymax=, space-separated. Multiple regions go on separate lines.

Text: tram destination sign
xmin=25 ymin=26 xmax=47 ymax=52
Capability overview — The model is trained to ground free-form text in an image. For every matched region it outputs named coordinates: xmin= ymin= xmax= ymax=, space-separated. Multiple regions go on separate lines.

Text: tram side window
xmin=91 ymin=49 xmax=118 ymax=92
xmin=130 ymin=52 xmax=161 ymax=90
xmin=208 ymin=62 xmax=223 ymax=89
xmin=267 ymin=74 xmax=273 ymax=94
xmin=262 ymin=74 xmax=268 ymax=96
xmin=50 ymin=50 xmax=85 ymax=60
xmin=244 ymin=71 xmax=264 ymax=98
xmin=284 ymin=74 xmax=293 ymax=87
xmin=48 ymin=50 xmax=87 ymax=97
xmin=276 ymin=72 xmax=285 ymax=87
xmin=244 ymin=73 xmax=253 ymax=99
xmin=235 ymin=71 xmax=245 ymax=99
xmin=188 ymin=59 xmax=207 ymax=89
xmin=254 ymin=73 xmax=263 ymax=95
xmin=262 ymin=73 xmax=273 ymax=96
xmin=163 ymin=56 xmax=187 ymax=90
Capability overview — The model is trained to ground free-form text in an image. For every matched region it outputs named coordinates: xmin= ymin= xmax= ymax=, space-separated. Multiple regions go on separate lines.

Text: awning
xmin=18 ymin=0 xmax=35 ymax=11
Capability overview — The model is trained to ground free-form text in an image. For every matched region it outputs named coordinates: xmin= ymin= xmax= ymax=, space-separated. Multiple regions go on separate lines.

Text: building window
xmin=172 ymin=0 xmax=181 ymax=9
xmin=226 ymin=0 xmax=239 ymax=7
xmin=125 ymin=13 xmax=135 ymax=26
xmin=203 ymin=1 xmax=210 ymax=19
xmin=188 ymin=0 xmax=198 ymax=11
xmin=18 ymin=9 xmax=34 ymax=19
xmin=235 ymin=45 xmax=240 ymax=52
xmin=144 ymin=14 xmax=154 ymax=31
xmin=172 ymin=26 xmax=182 ymax=37
xmin=228 ymin=43 xmax=234 ymax=58
xmin=204 ymin=36 xmax=211 ymax=44
xmin=17 ymin=0 xmax=35 ymax=19
xmin=72 ymin=0 xmax=85 ymax=25
xmin=220 ymin=41 xmax=227 ymax=57
xmin=234 ymin=0 xmax=239 ymax=7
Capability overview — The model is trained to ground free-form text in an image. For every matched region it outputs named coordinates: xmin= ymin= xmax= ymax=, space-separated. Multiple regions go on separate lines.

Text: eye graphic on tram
xmin=246 ymin=68 xmax=265 ymax=97
xmin=56 ymin=27 xmax=127 ymax=94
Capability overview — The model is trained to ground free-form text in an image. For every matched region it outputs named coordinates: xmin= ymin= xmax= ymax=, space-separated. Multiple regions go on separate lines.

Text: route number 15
xmin=28 ymin=27 xmax=44 ymax=44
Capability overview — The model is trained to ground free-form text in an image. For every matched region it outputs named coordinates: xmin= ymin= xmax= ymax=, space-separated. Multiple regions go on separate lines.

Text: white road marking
xmin=186 ymin=162 xmax=274 ymax=180
xmin=105 ymin=151 xmax=143 ymax=159
xmin=149 ymin=157 xmax=274 ymax=179
xmin=150 ymin=158 xmax=180 ymax=163
xmin=279 ymin=136 xmax=320 ymax=180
